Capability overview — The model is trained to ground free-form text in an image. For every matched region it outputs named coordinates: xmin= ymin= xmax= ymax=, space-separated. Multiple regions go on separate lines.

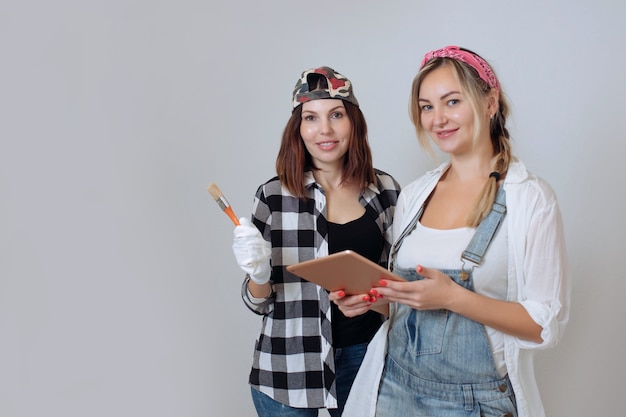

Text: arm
xmin=449 ymin=283 xmax=543 ymax=342
xmin=236 ymin=185 xmax=275 ymax=315
xmin=376 ymin=183 xmax=570 ymax=346
xmin=513 ymin=189 xmax=570 ymax=348
xmin=375 ymin=266 xmax=542 ymax=342
xmin=241 ymin=276 xmax=275 ymax=315
xmin=248 ymin=280 xmax=272 ymax=298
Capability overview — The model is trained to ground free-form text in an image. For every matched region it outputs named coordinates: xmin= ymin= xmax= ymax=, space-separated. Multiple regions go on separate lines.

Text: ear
xmin=486 ymin=89 xmax=499 ymax=118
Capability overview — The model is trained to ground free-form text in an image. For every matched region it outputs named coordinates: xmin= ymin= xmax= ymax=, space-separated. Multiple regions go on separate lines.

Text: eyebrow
xmin=418 ymin=91 xmax=461 ymax=102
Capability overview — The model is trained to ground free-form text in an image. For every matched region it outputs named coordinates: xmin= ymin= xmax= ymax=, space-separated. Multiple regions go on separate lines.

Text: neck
xmin=447 ymin=152 xmax=494 ymax=183
xmin=444 ymin=133 xmax=494 ymax=178
xmin=313 ymin=167 xmax=346 ymax=190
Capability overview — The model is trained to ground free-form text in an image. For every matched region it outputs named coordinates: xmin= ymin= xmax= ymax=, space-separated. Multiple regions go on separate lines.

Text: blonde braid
xmin=466 ymin=99 xmax=511 ymax=227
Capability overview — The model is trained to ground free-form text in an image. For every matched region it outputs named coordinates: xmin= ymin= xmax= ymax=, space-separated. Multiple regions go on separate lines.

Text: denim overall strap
xmin=461 ymin=185 xmax=506 ymax=266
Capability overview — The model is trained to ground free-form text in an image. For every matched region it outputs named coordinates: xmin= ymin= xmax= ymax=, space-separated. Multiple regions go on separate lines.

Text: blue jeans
xmin=334 ymin=342 xmax=368 ymax=416
xmin=250 ymin=343 xmax=368 ymax=417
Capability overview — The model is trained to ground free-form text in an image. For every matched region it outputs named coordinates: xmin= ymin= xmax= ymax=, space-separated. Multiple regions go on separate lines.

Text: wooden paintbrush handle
xmin=224 ymin=206 xmax=240 ymax=226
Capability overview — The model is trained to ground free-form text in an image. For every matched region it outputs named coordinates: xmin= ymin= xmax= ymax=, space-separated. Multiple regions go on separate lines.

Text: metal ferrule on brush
xmin=215 ymin=195 xmax=229 ymax=211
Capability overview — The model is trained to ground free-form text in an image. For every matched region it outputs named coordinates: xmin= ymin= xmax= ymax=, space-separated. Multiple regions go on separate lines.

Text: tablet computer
xmin=286 ymin=250 xmax=404 ymax=294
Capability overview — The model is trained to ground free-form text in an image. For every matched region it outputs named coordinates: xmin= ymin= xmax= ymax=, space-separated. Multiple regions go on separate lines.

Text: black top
xmin=328 ymin=212 xmax=385 ymax=348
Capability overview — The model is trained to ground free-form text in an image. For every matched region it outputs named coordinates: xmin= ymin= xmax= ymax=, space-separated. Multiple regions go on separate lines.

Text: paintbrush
xmin=207 ymin=183 xmax=240 ymax=226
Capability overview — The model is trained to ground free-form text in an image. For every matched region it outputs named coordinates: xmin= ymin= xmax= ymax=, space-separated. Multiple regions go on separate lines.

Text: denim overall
xmin=376 ymin=187 xmax=517 ymax=417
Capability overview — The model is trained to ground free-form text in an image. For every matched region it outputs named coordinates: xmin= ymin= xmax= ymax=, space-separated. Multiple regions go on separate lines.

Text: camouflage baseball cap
xmin=292 ymin=66 xmax=359 ymax=110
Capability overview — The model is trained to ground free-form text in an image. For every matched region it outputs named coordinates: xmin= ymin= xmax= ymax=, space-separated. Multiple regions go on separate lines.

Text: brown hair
xmin=275 ymin=100 xmax=375 ymax=199
xmin=409 ymin=48 xmax=512 ymax=227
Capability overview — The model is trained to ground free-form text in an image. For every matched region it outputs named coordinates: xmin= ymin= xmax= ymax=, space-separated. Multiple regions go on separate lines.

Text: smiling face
xmin=417 ymin=65 xmax=485 ymax=157
xmin=300 ymin=99 xmax=352 ymax=170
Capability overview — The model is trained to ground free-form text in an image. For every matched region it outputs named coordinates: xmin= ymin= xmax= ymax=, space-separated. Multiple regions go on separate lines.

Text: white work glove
xmin=232 ymin=217 xmax=272 ymax=285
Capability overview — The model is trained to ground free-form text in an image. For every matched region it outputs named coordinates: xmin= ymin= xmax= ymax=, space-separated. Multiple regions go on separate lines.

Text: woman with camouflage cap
xmin=231 ymin=66 xmax=401 ymax=416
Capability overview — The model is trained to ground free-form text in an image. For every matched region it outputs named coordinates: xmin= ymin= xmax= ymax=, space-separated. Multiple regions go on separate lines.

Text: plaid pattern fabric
xmin=241 ymin=169 xmax=400 ymax=409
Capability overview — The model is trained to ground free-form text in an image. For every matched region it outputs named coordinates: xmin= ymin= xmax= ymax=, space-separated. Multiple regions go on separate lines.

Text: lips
xmin=435 ymin=128 xmax=458 ymax=139
xmin=317 ymin=140 xmax=339 ymax=150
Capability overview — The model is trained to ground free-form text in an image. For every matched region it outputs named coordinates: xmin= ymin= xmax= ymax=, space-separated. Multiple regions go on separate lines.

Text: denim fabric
xmin=377 ymin=267 xmax=517 ymax=417
xmin=461 ymin=186 xmax=506 ymax=265
xmin=333 ymin=343 xmax=368 ymax=416
xmin=251 ymin=388 xmax=319 ymax=417
xmin=251 ymin=343 xmax=368 ymax=417
xmin=376 ymin=357 xmax=516 ymax=417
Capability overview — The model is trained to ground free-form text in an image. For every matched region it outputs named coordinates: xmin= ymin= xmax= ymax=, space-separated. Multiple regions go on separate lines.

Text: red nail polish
xmin=378 ymin=279 xmax=387 ymax=286
xmin=369 ymin=289 xmax=378 ymax=296
xmin=362 ymin=295 xmax=370 ymax=302
xmin=337 ymin=291 xmax=345 ymax=298
xmin=417 ymin=265 xmax=423 ymax=273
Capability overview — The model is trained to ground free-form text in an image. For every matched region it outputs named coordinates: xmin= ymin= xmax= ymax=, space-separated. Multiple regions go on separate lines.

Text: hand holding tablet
xmin=286 ymin=250 xmax=405 ymax=294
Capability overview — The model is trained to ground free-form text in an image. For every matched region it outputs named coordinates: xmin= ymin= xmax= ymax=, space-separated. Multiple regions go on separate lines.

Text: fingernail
xmin=369 ymin=289 xmax=378 ymax=296
xmin=370 ymin=296 xmax=377 ymax=303
xmin=417 ymin=265 xmax=423 ymax=273
xmin=378 ymin=279 xmax=387 ymax=286
xmin=362 ymin=295 xmax=371 ymax=302
xmin=337 ymin=291 xmax=345 ymax=298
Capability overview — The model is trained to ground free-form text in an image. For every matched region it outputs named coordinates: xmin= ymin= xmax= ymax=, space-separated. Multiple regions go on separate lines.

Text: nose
xmin=433 ymin=107 xmax=447 ymax=126
xmin=320 ymin=117 xmax=333 ymax=134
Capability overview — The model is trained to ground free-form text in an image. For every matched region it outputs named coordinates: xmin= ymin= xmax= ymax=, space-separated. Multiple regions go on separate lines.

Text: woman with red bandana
xmin=331 ymin=47 xmax=570 ymax=417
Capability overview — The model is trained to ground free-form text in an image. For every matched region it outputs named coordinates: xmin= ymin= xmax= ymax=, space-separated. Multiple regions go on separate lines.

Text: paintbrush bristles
xmin=207 ymin=183 xmax=223 ymax=201
xmin=207 ymin=182 xmax=241 ymax=226
xmin=207 ymin=182 xmax=229 ymax=211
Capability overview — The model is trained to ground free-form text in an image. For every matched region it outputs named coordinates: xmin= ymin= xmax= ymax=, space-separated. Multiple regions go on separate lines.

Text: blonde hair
xmin=409 ymin=51 xmax=512 ymax=227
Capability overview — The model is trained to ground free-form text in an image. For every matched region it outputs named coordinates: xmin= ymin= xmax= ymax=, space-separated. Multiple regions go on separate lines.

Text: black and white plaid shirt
xmin=241 ymin=169 xmax=400 ymax=409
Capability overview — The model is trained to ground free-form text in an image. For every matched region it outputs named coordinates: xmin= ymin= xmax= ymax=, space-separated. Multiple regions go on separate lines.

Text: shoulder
xmin=255 ymin=176 xmax=284 ymax=197
xmin=373 ymin=168 xmax=401 ymax=193
xmin=400 ymin=163 xmax=447 ymax=202
xmin=504 ymin=160 xmax=559 ymax=210
xmin=258 ymin=175 xmax=281 ymax=188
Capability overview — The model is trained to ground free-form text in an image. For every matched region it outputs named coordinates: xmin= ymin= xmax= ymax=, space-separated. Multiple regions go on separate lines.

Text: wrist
xmin=446 ymin=281 xmax=466 ymax=312
xmin=249 ymin=276 xmax=270 ymax=285
xmin=248 ymin=279 xmax=272 ymax=297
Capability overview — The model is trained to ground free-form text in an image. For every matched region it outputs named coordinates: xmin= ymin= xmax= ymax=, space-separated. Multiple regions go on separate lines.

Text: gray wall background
xmin=1 ymin=1 xmax=624 ymax=416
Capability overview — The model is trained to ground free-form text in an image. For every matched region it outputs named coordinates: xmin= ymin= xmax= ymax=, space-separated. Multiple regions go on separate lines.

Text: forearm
xmin=449 ymin=286 xmax=543 ymax=343
xmin=241 ymin=276 xmax=274 ymax=315
xmin=248 ymin=279 xmax=272 ymax=298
